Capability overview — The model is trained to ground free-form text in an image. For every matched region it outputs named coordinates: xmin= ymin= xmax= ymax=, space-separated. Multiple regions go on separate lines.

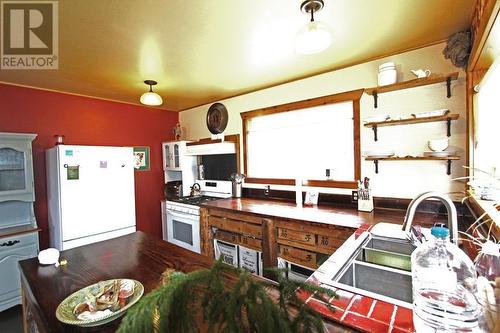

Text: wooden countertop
xmin=202 ymin=198 xmax=440 ymax=229
xmin=19 ymin=232 xmax=212 ymax=333
xmin=18 ymin=232 xmax=355 ymax=333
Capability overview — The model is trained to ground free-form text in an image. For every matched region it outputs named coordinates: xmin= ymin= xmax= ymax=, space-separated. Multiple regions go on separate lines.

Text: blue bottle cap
xmin=431 ymin=226 xmax=449 ymax=238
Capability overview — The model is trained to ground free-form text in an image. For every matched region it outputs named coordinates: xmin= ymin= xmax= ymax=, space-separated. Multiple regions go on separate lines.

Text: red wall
xmin=0 ymin=83 xmax=178 ymax=249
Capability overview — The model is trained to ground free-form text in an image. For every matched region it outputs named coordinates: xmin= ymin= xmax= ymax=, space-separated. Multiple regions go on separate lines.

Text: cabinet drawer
xmin=316 ymin=235 xmax=344 ymax=253
xmin=240 ymin=236 xmax=262 ymax=251
xmin=240 ymin=223 xmax=261 ymax=238
xmin=278 ymin=245 xmax=317 ymax=268
xmin=209 ymin=217 xmax=262 ymax=238
xmin=0 ymin=232 xmax=38 ymax=253
xmin=209 ymin=209 xmax=263 ymax=225
xmin=210 ymin=217 xmax=242 ymax=233
xmin=277 ymin=228 xmax=315 ymax=246
xmin=0 ymin=243 xmax=38 ymax=297
xmin=214 ymin=230 xmax=240 ymax=244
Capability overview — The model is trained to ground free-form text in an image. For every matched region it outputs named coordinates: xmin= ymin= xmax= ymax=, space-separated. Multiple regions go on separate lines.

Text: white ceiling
xmin=0 ymin=0 xmax=474 ymax=111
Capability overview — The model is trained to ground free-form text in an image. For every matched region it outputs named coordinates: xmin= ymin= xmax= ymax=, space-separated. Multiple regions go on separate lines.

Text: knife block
xmin=358 ymin=195 xmax=374 ymax=212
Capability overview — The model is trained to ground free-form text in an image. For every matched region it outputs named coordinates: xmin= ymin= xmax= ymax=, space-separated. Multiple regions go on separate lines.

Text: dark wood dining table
xmin=18 ymin=231 xmax=355 ymax=333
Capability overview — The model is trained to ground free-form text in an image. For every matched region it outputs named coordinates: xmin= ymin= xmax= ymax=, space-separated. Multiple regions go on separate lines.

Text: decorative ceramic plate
xmin=56 ymin=279 xmax=144 ymax=327
xmin=363 ymin=115 xmax=390 ymax=123
xmin=411 ymin=109 xmax=449 ymax=118
xmin=364 ymin=150 xmax=395 ymax=158
xmin=206 ymin=103 xmax=228 ymax=134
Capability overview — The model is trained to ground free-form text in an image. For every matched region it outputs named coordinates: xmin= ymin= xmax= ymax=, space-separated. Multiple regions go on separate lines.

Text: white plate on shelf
xmin=363 ymin=115 xmax=390 ymax=123
xmin=423 ymin=150 xmax=456 ymax=157
xmin=411 ymin=109 xmax=449 ymax=118
xmin=364 ymin=150 xmax=395 ymax=158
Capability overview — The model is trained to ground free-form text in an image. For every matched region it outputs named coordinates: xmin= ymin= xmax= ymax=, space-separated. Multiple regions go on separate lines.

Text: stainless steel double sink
xmin=320 ymin=233 xmax=416 ymax=308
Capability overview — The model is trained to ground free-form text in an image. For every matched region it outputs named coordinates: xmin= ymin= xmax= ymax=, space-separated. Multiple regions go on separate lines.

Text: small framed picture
xmin=133 ymin=146 xmax=150 ymax=171
xmin=304 ymin=190 xmax=319 ymax=206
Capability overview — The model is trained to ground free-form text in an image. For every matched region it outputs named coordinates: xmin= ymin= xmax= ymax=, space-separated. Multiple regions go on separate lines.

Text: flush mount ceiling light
xmin=140 ymin=80 xmax=163 ymax=106
xmin=295 ymin=0 xmax=332 ymax=55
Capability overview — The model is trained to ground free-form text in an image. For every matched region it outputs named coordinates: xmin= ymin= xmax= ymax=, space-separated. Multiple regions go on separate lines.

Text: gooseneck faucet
xmin=402 ymin=191 xmax=459 ymax=244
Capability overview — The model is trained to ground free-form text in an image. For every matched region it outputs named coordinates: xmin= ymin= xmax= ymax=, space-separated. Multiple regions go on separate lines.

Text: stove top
xmin=167 ymin=195 xmax=223 ymax=206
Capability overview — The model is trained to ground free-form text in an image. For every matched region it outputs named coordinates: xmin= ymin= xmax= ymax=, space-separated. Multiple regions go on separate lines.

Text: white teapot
xmin=411 ymin=69 xmax=431 ymax=78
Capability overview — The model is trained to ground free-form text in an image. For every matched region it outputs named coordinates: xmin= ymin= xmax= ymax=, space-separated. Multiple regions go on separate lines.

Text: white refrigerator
xmin=46 ymin=145 xmax=136 ymax=250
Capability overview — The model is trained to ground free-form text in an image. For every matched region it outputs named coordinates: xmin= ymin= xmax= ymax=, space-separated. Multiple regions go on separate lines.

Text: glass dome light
xmin=295 ymin=21 xmax=332 ymax=54
xmin=140 ymin=80 xmax=163 ymax=106
xmin=295 ymin=0 xmax=332 ymax=55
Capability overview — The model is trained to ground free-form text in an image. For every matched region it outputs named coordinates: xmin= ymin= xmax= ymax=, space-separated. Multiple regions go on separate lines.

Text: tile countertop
xmin=203 ymin=198 xmax=480 ymax=332
xmin=202 ymin=197 xmax=443 ymax=229
xmin=203 ymin=198 xmax=449 ymax=332
xmin=300 ymin=223 xmax=415 ymax=333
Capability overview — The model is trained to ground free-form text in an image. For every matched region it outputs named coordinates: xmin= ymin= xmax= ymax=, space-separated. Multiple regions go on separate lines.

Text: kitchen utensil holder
xmin=358 ymin=195 xmax=374 ymax=212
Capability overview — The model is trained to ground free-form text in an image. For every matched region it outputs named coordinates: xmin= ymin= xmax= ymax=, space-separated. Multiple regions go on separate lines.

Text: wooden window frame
xmin=240 ymin=89 xmax=363 ymax=189
xmin=465 ymin=0 xmax=500 ymax=237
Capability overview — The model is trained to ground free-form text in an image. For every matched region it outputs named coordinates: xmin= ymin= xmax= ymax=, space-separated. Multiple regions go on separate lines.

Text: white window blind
xmin=246 ymin=101 xmax=355 ymax=181
xmin=475 ymin=59 xmax=500 ymax=175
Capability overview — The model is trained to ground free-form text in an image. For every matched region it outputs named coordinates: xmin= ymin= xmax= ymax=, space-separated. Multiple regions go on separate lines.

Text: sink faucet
xmin=402 ymin=191 xmax=458 ymax=244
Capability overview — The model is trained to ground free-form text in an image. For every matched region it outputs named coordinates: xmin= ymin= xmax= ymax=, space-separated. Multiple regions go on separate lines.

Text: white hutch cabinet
xmin=0 ymin=132 xmax=40 ymax=312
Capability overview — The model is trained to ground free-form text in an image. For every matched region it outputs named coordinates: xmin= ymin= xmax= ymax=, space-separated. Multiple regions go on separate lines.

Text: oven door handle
xmin=166 ymin=209 xmax=197 ymax=220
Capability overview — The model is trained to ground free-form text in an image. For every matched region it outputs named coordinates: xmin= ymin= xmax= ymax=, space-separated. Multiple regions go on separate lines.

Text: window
xmin=474 ymin=58 xmax=500 ymax=176
xmin=241 ymin=90 xmax=362 ymax=188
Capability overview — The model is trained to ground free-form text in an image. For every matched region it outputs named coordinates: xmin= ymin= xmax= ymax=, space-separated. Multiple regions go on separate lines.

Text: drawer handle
xmin=1 ymin=240 xmax=20 ymax=247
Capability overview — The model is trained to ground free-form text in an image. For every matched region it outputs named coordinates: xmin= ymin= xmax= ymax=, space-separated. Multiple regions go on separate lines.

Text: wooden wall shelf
xmin=365 ymin=72 xmax=459 ymax=108
xmin=364 ymin=156 xmax=460 ymax=175
xmin=364 ymin=113 xmax=459 ymax=141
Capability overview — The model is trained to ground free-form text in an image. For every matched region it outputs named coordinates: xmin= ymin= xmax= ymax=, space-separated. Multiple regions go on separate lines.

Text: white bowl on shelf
xmin=428 ymin=138 xmax=449 ymax=152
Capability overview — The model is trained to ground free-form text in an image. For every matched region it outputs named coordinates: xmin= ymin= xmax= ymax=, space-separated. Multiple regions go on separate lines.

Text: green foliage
xmin=118 ymin=260 xmax=336 ymax=333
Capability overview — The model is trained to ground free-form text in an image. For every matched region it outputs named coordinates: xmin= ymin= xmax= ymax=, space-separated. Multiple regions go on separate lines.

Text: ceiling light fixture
xmin=140 ymin=80 xmax=163 ymax=106
xmin=295 ymin=0 xmax=332 ymax=55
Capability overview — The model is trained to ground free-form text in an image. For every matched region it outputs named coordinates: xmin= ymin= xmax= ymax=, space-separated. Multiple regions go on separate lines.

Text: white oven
xmin=165 ymin=203 xmax=201 ymax=253
xmin=163 ymin=177 xmax=231 ymax=254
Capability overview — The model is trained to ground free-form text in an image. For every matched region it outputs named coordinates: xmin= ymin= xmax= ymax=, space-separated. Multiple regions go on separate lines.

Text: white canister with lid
xmin=378 ymin=62 xmax=397 ymax=86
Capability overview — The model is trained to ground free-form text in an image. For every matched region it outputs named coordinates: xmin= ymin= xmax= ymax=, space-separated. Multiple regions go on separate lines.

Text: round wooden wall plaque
xmin=206 ymin=103 xmax=228 ymax=134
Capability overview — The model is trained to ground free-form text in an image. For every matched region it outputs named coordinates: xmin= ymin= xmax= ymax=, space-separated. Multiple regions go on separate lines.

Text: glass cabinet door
xmin=164 ymin=145 xmax=171 ymax=168
xmin=174 ymin=144 xmax=180 ymax=168
xmin=0 ymin=148 xmax=26 ymax=192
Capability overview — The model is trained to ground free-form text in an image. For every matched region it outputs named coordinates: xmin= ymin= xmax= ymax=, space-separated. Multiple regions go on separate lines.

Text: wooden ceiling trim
xmin=240 ymin=89 xmax=364 ymax=120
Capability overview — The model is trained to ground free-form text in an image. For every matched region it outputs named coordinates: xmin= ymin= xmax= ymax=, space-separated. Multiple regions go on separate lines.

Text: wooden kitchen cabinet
xmin=275 ymin=220 xmax=353 ymax=269
xmin=201 ymin=206 xmax=355 ymax=276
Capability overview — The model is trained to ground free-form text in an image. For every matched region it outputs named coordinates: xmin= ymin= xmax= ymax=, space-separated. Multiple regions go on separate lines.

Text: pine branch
xmin=118 ymin=259 xmax=337 ymax=333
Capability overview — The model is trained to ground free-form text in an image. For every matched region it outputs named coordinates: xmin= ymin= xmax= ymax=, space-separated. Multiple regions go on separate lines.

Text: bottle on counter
xmin=411 ymin=226 xmax=480 ymax=332
xmin=474 ymin=240 xmax=499 ymax=332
